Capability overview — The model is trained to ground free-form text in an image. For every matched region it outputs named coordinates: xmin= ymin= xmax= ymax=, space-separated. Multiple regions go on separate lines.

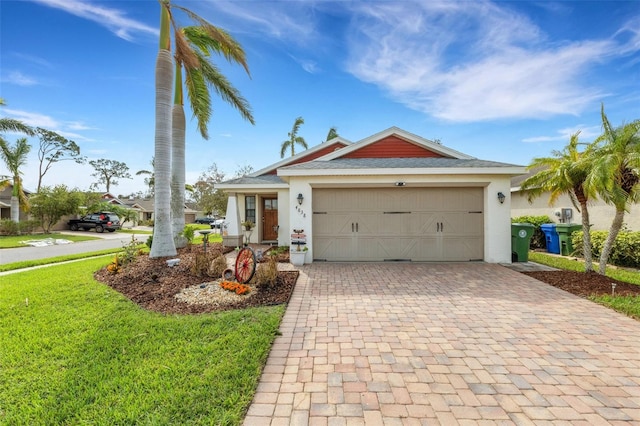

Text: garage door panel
xmin=442 ymin=237 xmax=483 ymax=261
xmin=313 ymin=188 xmax=484 ymax=261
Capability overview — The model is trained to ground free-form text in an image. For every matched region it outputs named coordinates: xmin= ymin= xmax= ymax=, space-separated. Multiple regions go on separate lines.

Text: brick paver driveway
xmin=244 ymin=263 xmax=640 ymax=425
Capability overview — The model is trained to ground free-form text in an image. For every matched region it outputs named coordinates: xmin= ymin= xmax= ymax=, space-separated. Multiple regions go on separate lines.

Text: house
xmin=510 ymin=172 xmax=640 ymax=231
xmin=216 ymin=127 xmax=526 ymax=263
xmin=0 ymin=184 xmax=31 ymax=221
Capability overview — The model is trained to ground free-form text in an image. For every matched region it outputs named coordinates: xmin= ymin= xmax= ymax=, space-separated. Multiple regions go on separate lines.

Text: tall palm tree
xmin=520 ymin=132 xmax=597 ymax=272
xmin=280 ymin=116 xmax=307 ymax=158
xmin=171 ymin=24 xmax=253 ymax=246
xmin=150 ymin=0 xmax=176 ymax=258
xmin=587 ymin=104 xmax=640 ymax=274
xmin=0 ymin=138 xmax=31 ymax=222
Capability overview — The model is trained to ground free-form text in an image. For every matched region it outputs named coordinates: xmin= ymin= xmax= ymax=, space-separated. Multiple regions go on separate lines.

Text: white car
xmin=210 ymin=218 xmax=226 ymax=229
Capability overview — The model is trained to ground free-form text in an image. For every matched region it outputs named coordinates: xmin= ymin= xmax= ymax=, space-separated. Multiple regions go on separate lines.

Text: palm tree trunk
xmin=171 ymin=102 xmax=187 ymax=248
xmin=598 ymin=208 xmax=625 ymax=274
xmin=150 ymin=47 xmax=177 ymax=258
xmin=579 ymin=201 xmax=593 ymax=272
xmin=10 ymin=195 xmax=19 ymax=222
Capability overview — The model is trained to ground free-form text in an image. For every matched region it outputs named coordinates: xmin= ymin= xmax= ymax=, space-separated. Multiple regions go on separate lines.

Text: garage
xmin=312 ymin=187 xmax=484 ymax=261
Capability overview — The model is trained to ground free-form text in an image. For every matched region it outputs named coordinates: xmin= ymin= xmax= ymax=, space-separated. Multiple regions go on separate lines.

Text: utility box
xmin=556 ymin=224 xmax=582 ymax=256
xmin=511 ymin=223 xmax=535 ymax=262
xmin=540 ymin=223 xmax=560 ymax=254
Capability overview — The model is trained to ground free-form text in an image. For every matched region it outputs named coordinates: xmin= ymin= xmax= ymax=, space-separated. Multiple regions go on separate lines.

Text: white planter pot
xmin=290 ymin=251 xmax=306 ymax=266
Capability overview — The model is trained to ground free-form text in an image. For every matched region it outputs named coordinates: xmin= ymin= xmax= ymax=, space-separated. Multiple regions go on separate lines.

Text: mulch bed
xmin=523 ymin=270 xmax=640 ymax=298
xmin=94 ymin=243 xmax=298 ymax=315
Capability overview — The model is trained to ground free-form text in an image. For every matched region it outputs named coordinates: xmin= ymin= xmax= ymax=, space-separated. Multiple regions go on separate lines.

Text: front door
xmin=262 ymin=198 xmax=278 ymax=241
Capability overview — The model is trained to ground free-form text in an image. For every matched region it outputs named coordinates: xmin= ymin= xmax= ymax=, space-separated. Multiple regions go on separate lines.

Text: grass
xmin=0 ymin=233 xmax=99 ymax=248
xmin=529 ymin=251 xmax=640 ymax=319
xmin=0 ymin=258 xmax=284 ymax=425
xmin=0 ymin=248 xmax=124 ymax=272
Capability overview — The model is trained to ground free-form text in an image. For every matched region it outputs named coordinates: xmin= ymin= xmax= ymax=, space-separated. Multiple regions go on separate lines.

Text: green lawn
xmin=0 ymin=258 xmax=284 ymax=425
xmin=0 ymin=233 xmax=99 ymax=248
xmin=529 ymin=251 xmax=640 ymax=319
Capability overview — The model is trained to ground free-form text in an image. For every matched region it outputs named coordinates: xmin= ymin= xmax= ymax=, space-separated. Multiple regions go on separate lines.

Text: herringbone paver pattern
xmin=244 ymin=263 xmax=640 ymax=425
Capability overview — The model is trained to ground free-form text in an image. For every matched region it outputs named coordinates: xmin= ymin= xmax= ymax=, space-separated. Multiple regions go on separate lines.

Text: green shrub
xmin=0 ymin=219 xmax=41 ymax=236
xmin=511 ymin=215 xmax=552 ymax=249
xmin=572 ymin=229 xmax=640 ymax=268
xmin=145 ymin=235 xmax=153 ymax=248
xmin=181 ymin=225 xmax=196 ymax=244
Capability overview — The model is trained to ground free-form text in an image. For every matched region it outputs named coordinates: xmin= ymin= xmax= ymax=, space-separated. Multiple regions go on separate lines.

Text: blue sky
xmin=1 ymin=0 xmax=639 ymax=197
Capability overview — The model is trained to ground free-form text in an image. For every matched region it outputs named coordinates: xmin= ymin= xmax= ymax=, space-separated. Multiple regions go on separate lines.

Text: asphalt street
xmin=0 ymin=230 xmax=151 ymax=265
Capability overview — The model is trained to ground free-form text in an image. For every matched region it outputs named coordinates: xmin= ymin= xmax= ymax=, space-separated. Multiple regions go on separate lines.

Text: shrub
xmin=254 ymin=255 xmax=278 ymax=288
xmin=511 ymin=215 xmax=552 ymax=249
xmin=0 ymin=219 xmax=41 ymax=236
xmin=145 ymin=235 xmax=153 ymax=248
xmin=572 ymin=229 xmax=640 ymax=268
xmin=117 ymin=235 xmax=141 ymax=267
xmin=181 ymin=225 xmax=196 ymax=245
xmin=209 ymin=255 xmax=228 ymax=278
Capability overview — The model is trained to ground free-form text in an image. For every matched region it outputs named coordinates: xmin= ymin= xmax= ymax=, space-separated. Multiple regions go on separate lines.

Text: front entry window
xmin=245 ymin=196 xmax=256 ymax=224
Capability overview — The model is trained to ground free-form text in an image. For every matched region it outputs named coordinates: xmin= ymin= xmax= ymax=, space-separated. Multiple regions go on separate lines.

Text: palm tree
xmin=150 ymin=0 xmax=176 ymax=258
xmin=520 ymin=132 xmax=597 ymax=272
xmin=171 ymin=24 xmax=253 ymax=246
xmin=0 ymin=137 xmax=31 ymax=222
xmin=0 ymin=98 xmax=35 ymax=137
xmin=325 ymin=126 xmax=339 ymax=142
xmin=280 ymin=116 xmax=307 ymax=158
xmin=587 ymin=105 xmax=640 ymax=274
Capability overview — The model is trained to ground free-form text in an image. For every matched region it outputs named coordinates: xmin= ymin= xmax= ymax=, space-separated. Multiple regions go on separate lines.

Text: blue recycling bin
xmin=540 ymin=223 xmax=560 ymax=254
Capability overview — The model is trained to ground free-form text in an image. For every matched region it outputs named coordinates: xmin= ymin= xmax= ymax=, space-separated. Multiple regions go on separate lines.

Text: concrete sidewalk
xmin=244 ymin=262 xmax=640 ymax=425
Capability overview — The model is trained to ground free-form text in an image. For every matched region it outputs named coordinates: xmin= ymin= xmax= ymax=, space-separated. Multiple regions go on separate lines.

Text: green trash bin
xmin=556 ymin=224 xmax=582 ymax=256
xmin=511 ymin=223 xmax=535 ymax=262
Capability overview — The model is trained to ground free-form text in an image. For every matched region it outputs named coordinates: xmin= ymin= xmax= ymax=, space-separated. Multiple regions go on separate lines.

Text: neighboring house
xmin=0 ymin=184 xmax=31 ymax=221
xmin=216 ymin=127 xmax=525 ymax=263
xmin=510 ymin=173 xmax=640 ymax=231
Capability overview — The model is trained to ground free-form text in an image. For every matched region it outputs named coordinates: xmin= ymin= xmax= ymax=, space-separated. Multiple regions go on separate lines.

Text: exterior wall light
xmin=297 ymin=193 xmax=304 ymax=205
xmin=497 ymin=192 xmax=506 ymax=204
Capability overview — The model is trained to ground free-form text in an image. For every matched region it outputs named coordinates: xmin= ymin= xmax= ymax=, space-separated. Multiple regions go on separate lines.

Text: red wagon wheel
xmin=235 ymin=247 xmax=256 ymax=284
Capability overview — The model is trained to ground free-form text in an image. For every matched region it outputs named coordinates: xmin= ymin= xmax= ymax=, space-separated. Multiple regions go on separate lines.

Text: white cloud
xmin=3 ymin=71 xmax=39 ymax=86
xmin=523 ymin=125 xmax=602 ymax=143
xmin=3 ymin=108 xmax=59 ymax=128
xmin=30 ymin=0 xmax=157 ymax=41
xmin=344 ymin=1 xmax=633 ymax=122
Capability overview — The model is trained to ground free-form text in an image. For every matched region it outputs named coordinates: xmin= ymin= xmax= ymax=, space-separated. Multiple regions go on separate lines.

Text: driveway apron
xmin=244 ymin=263 xmax=640 ymax=425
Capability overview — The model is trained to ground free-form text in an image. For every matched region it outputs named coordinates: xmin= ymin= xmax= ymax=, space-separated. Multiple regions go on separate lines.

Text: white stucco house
xmin=216 ymin=127 xmax=526 ymax=263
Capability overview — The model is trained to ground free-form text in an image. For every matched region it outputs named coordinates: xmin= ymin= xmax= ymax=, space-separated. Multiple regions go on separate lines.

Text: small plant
xmin=209 ymin=255 xmax=228 ymax=278
xmin=118 ymin=235 xmax=140 ymax=267
xmin=220 ymin=281 xmax=251 ymax=295
xmin=191 ymin=252 xmax=212 ymax=277
xmin=241 ymin=220 xmax=254 ymax=231
xmin=145 ymin=235 xmax=153 ymax=249
xmin=106 ymin=255 xmax=121 ymax=274
xmin=181 ymin=225 xmax=196 ymax=245
xmin=254 ymin=255 xmax=278 ymax=288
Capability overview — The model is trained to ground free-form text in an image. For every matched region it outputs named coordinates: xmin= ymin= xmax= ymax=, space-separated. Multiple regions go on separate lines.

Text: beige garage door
xmin=313 ymin=188 xmax=484 ymax=261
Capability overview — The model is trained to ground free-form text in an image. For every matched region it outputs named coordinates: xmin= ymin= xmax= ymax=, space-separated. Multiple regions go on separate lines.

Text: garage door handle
xmin=352 ymin=223 xmax=354 ymax=232
xmin=441 ymin=222 xmax=444 ymax=232
xmin=356 ymin=223 xmax=359 ymax=232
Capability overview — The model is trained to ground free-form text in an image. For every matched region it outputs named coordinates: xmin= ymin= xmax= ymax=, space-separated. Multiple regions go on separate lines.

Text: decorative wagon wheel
xmin=234 ymin=247 xmax=256 ymax=284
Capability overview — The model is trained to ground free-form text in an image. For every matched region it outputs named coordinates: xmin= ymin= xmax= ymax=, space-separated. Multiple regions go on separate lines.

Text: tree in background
xmin=587 ymin=104 xmax=640 ymax=274
xmin=0 ymin=137 xmax=31 ymax=222
xmin=191 ymin=163 xmax=226 ymax=216
xmin=280 ymin=117 xmax=307 ymax=158
xmin=29 ymin=185 xmax=83 ymax=233
xmin=89 ymin=159 xmax=132 ymax=193
xmin=34 ymin=127 xmax=84 ymax=192
xmin=325 ymin=126 xmax=339 ymax=142
xmin=136 ymin=158 xmax=155 ymax=197
xmin=520 ymin=132 xmax=597 ymax=272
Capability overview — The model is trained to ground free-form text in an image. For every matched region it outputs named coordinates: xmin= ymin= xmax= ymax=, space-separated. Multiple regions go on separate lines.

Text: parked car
xmin=194 ymin=217 xmax=216 ymax=224
xmin=68 ymin=212 xmax=121 ymax=233
xmin=210 ymin=218 xmax=226 ymax=229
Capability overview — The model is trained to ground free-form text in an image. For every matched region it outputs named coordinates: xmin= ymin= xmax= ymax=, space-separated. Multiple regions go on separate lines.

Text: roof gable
xmin=251 ymin=139 xmax=350 ymax=177
xmin=318 ymin=127 xmax=474 ymax=161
